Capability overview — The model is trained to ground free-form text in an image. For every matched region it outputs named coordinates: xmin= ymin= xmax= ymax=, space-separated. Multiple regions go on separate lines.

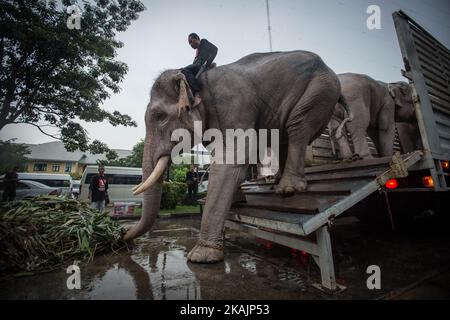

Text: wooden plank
xmin=312 ymin=148 xmax=334 ymax=157
xmin=426 ymin=83 xmax=450 ymax=104
xmin=430 ymin=97 xmax=450 ymax=117
xmin=411 ymin=25 xmax=450 ymax=60
xmin=229 ymin=207 xmax=314 ymax=226
xmin=422 ymin=70 xmax=449 ymax=91
xmin=312 ymin=137 xmax=333 ymax=149
xmin=305 ymin=155 xmax=393 ymax=173
xmin=415 ymin=42 xmax=442 ymax=66
xmin=414 ymin=35 xmax=450 ymax=67
xmin=433 ymin=109 xmax=450 ymax=127
xmin=241 ymin=180 xmax=355 ymax=195
xmin=419 ymin=56 xmax=448 ymax=78
xmin=437 ymin=128 xmax=450 ymax=141
xmin=306 ymin=169 xmax=383 ymax=181
xmin=414 ymin=37 xmax=450 ymax=67
xmin=235 ymin=193 xmax=346 ymax=215
xmin=427 ymin=87 xmax=450 ymax=105
xmin=422 ymin=66 xmax=449 ymax=89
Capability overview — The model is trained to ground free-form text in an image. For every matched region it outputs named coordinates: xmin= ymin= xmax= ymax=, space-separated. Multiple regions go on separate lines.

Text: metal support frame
xmin=225 ymin=220 xmax=345 ymax=293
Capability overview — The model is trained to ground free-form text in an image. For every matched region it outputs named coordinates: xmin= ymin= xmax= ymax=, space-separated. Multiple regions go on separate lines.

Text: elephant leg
xmin=274 ymin=144 xmax=287 ymax=183
xmin=376 ymin=103 xmax=396 ymax=157
xmin=346 ymin=121 xmax=372 ymax=159
xmin=275 ymin=138 xmax=308 ymax=194
xmin=188 ymin=163 xmax=248 ymax=263
xmin=276 ymin=75 xmax=338 ymax=195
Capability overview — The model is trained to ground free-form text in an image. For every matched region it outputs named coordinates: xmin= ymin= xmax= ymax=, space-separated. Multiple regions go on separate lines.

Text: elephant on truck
xmin=124 ymin=51 xmax=347 ymax=264
xmin=329 ymin=73 xmax=419 ymax=159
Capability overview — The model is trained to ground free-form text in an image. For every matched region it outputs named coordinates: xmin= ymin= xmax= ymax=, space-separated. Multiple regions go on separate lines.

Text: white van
xmin=79 ymin=166 xmax=143 ymax=204
xmin=0 ymin=172 xmax=72 ymax=195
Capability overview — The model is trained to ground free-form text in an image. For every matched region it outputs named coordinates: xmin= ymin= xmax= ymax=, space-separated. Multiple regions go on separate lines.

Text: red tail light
xmin=422 ymin=176 xmax=434 ymax=188
xmin=385 ymin=179 xmax=398 ymax=189
xmin=442 ymin=161 xmax=449 ymax=171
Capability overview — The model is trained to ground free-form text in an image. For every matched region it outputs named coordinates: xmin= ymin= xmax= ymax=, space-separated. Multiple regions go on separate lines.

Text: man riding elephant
xmin=125 ymin=50 xmax=348 ymax=264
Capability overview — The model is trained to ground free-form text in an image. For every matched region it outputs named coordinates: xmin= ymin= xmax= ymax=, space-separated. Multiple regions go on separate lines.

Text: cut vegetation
xmin=0 ymin=196 xmax=127 ymax=277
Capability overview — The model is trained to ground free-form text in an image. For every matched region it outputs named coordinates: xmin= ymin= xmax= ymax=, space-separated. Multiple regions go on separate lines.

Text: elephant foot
xmin=274 ymin=174 xmax=307 ymax=196
xmin=187 ymin=240 xmax=224 ymax=263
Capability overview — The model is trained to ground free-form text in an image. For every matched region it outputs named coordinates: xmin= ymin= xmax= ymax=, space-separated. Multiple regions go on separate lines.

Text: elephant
xmin=328 ymin=73 xmax=418 ymax=159
xmin=124 ymin=51 xmax=345 ymax=264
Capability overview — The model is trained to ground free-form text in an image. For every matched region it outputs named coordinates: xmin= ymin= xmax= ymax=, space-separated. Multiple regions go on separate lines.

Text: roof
xmin=24 ymin=141 xmax=132 ymax=164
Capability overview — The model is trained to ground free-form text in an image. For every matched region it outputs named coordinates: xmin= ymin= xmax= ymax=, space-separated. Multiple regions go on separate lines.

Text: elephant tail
xmin=334 ymin=95 xmax=354 ymax=140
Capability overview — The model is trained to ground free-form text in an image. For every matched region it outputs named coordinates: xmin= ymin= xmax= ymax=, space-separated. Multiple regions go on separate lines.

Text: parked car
xmin=0 ymin=180 xmax=62 ymax=200
xmin=0 ymin=172 xmax=72 ymax=196
xmin=79 ymin=166 xmax=143 ymax=204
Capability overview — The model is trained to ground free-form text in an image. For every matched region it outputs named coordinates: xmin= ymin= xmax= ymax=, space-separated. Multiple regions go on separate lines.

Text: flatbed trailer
xmin=200 ymin=11 xmax=450 ymax=293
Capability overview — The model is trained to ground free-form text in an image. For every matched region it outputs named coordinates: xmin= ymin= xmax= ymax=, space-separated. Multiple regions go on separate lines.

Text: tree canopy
xmin=0 ymin=139 xmax=30 ymax=174
xmin=99 ymin=139 xmax=143 ymax=167
xmin=0 ymin=0 xmax=145 ymax=153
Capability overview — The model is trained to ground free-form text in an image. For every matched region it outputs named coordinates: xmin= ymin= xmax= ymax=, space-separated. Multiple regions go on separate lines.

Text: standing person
xmin=185 ymin=165 xmax=199 ymax=204
xmin=2 ymin=166 xmax=19 ymax=202
xmin=89 ymin=165 xmax=109 ymax=213
xmin=181 ymin=33 xmax=218 ymax=107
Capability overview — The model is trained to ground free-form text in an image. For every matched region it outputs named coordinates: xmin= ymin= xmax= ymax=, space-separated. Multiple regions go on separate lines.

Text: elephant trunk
xmin=123 ymin=135 xmax=166 ymax=242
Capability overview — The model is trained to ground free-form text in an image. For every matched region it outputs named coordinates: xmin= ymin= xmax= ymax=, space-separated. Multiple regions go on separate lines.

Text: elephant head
xmin=123 ymin=70 xmax=204 ymax=241
xmin=388 ymin=82 xmax=422 ymax=152
xmin=388 ymin=81 xmax=415 ymax=123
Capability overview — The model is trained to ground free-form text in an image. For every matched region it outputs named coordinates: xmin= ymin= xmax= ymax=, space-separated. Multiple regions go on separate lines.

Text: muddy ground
xmin=1 ymin=213 xmax=450 ymax=300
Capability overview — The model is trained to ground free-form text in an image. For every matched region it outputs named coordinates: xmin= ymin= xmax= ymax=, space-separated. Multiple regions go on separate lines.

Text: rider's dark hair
xmin=188 ymin=33 xmax=200 ymax=40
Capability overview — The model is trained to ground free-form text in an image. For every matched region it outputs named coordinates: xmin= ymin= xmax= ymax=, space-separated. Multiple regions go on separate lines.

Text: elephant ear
xmin=175 ymin=72 xmax=193 ymax=118
xmin=388 ymin=83 xmax=402 ymax=107
xmin=389 ymin=82 xmax=412 ymax=108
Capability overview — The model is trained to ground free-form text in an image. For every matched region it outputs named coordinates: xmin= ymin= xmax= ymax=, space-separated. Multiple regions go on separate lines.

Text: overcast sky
xmin=1 ymin=0 xmax=449 ymax=150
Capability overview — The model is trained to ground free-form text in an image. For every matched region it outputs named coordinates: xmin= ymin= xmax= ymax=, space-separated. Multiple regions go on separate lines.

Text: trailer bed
xmin=197 ymin=151 xmax=424 ymax=292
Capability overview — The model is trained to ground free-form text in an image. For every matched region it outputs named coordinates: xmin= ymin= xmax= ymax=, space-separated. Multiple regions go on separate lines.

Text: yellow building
xmin=25 ymin=141 xmax=132 ymax=178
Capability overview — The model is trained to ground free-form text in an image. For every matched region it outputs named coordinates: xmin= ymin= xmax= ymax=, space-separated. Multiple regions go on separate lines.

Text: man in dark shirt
xmin=181 ymin=33 xmax=218 ymax=107
xmin=89 ymin=165 xmax=109 ymax=213
xmin=2 ymin=166 xmax=19 ymax=202
xmin=185 ymin=165 xmax=199 ymax=203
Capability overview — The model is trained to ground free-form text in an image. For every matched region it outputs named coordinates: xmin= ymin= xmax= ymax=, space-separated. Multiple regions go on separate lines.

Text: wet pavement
xmin=1 ymin=214 xmax=450 ymax=300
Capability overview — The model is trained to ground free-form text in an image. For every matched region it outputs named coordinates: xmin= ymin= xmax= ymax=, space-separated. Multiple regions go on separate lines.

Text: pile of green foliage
xmin=160 ymin=181 xmax=187 ymax=210
xmin=0 ymin=196 xmax=127 ymax=276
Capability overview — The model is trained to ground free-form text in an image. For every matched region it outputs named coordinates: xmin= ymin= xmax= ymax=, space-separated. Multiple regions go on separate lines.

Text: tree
xmin=0 ymin=0 xmax=145 ymax=153
xmin=99 ymin=139 xmax=144 ymax=167
xmin=0 ymin=139 xmax=30 ymax=174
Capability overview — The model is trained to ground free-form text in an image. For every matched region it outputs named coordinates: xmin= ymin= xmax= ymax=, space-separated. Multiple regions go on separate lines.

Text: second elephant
xmin=329 ymin=73 xmax=418 ymax=159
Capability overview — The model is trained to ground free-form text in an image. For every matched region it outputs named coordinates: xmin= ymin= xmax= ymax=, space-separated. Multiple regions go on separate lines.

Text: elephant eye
xmin=154 ymin=111 xmax=166 ymax=122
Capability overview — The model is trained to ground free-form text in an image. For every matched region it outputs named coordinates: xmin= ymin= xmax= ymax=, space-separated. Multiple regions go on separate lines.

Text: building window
xmin=52 ymin=164 xmax=60 ymax=172
xmin=65 ymin=163 xmax=72 ymax=173
xmin=34 ymin=163 xmax=47 ymax=172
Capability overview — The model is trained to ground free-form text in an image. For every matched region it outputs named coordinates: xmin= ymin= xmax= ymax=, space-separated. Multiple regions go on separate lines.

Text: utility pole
xmin=266 ymin=0 xmax=273 ymax=52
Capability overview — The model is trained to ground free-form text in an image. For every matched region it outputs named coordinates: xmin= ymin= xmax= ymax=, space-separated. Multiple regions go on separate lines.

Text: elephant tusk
xmin=132 ymin=182 xmax=143 ymax=192
xmin=133 ymin=156 xmax=169 ymax=195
